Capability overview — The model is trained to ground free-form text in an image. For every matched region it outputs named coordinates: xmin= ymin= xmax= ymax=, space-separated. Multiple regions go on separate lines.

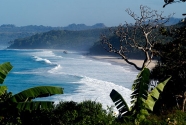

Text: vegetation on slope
xmin=8 ymin=28 xmax=108 ymax=51
xmin=0 ymin=23 xmax=106 ymax=47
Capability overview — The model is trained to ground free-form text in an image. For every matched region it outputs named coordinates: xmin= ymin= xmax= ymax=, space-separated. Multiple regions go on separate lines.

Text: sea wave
xmin=33 ymin=50 xmax=63 ymax=58
xmin=50 ymin=76 xmax=132 ymax=115
xmin=32 ymin=56 xmax=57 ymax=65
xmin=48 ymin=64 xmax=62 ymax=73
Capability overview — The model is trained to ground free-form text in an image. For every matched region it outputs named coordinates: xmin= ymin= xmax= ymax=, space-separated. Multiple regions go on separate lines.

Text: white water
xmin=29 ymin=50 xmax=138 ymax=113
xmin=1 ymin=49 xmax=139 ymax=114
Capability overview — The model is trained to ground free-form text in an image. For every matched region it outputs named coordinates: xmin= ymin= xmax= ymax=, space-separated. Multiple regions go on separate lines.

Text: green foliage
xmin=1 ymin=86 xmax=63 ymax=111
xmin=1 ymin=101 xmax=120 ymax=125
xmin=8 ymin=86 xmax=63 ymax=111
xmin=0 ymin=62 xmax=63 ymax=111
xmin=110 ymin=68 xmax=171 ymax=124
xmin=131 ymin=68 xmax=150 ymax=114
xmin=152 ymin=23 xmax=186 ymax=112
xmin=0 ymin=62 xmax=13 ymax=102
xmin=52 ymin=100 xmax=121 ymax=125
xmin=168 ymin=110 xmax=186 ymax=124
xmin=144 ymin=77 xmax=171 ymax=112
xmin=9 ymin=86 xmax=63 ymax=102
xmin=5 ymin=86 xmax=63 ymax=111
xmin=0 ymin=86 xmax=7 ymax=96
xmin=0 ymin=62 xmax=13 ymax=84
xmin=8 ymin=28 xmax=108 ymax=51
xmin=139 ymin=109 xmax=186 ymax=125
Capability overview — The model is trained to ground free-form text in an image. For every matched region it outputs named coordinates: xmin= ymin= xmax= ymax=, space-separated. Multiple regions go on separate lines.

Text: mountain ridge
xmin=0 ymin=23 xmax=106 ymax=46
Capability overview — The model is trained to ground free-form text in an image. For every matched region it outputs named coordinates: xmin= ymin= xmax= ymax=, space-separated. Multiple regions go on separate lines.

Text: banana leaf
xmin=15 ymin=101 xmax=54 ymax=110
xmin=130 ymin=68 xmax=150 ymax=114
xmin=9 ymin=86 xmax=63 ymax=103
xmin=0 ymin=86 xmax=7 ymax=96
xmin=110 ymin=89 xmax=130 ymax=116
xmin=0 ymin=62 xmax=13 ymax=84
xmin=144 ymin=76 xmax=171 ymax=111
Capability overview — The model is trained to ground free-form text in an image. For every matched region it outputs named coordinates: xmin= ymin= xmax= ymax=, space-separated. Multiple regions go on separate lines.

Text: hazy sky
xmin=0 ymin=0 xmax=185 ymax=27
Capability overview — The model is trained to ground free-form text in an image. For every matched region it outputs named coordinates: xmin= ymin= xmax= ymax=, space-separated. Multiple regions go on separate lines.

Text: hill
xmin=165 ymin=17 xmax=182 ymax=26
xmin=7 ymin=28 xmax=109 ymax=51
xmin=88 ymin=18 xmax=186 ymax=57
xmin=0 ymin=23 xmax=106 ymax=47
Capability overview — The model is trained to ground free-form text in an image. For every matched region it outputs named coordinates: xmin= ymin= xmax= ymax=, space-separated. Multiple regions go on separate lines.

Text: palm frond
xmin=9 ymin=86 xmax=63 ymax=103
xmin=110 ymin=89 xmax=130 ymax=116
xmin=0 ymin=62 xmax=13 ymax=84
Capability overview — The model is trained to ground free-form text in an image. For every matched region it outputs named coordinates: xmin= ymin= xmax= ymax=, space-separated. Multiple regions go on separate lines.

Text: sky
xmin=0 ymin=0 xmax=185 ymax=27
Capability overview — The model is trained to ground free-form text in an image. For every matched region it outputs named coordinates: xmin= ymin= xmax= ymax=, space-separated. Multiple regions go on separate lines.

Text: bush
xmin=1 ymin=100 xmax=121 ymax=125
xmin=52 ymin=100 xmax=119 ymax=125
xmin=140 ymin=110 xmax=186 ymax=125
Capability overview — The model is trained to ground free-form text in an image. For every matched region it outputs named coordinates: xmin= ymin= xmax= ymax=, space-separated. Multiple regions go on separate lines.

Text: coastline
xmin=87 ymin=55 xmax=157 ymax=71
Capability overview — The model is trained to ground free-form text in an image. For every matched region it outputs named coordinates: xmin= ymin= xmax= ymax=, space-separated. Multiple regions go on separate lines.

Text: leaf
xmin=16 ymin=101 xmax=54 ymax=110
xmin=0 ymin=62 xmax=13 ymax=84
xmin=156 ymin=77 xmax=171 ymax=92
xmin=0 ymin=86 xmax=7 ymax=96
xmin=110 ymin=89 xmax=130 ymax=116
xmin=144 ymin=76 xmax=171 ymax=111
xmin=9 ymin=86 xmax=63 ymax=103
xmin=131 ymin=68 xmax=150 ymax=114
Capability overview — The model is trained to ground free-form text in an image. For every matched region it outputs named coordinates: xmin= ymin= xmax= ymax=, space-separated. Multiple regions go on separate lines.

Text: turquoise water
xmin=0 ymin=49 xmax=138 ymax=110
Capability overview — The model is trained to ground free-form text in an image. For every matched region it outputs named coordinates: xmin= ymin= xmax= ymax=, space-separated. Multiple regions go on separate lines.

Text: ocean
xmin=0 ymin=49 xmax=138 ymax=111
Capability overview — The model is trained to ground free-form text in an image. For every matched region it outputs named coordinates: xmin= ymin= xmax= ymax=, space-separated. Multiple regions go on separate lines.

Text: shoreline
xmin=86 ymin=55 xmax=157 ymax=71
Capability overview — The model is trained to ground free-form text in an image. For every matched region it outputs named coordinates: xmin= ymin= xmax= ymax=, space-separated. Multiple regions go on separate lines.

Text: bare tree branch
xmin=100 ymin=5 xmax=173 ymax=70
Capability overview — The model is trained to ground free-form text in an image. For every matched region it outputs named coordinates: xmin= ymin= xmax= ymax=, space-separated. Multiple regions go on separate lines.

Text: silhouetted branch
xmin=100 ymin=5 xmax=173 ymax=70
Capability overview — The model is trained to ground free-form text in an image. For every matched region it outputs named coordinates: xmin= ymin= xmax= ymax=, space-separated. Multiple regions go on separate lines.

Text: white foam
xmin=33 ymin=56 xmax=52 ymax=64
xmin=29 ymin=50 xmax=63 ymax=58
xmin=23 ymin=49 xmax=136 ymax=115
xmin=52 ymin=76 xmax=132 ymax=115
xmin=48 ymin=64 xmax=62 ymax=73
xmin=33 ymin=50 xmax=55 ymax=57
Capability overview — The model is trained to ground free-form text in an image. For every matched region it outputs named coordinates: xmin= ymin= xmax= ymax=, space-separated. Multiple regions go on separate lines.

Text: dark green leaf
xmin=16 ymin=101 xmax=54 ymax=110
xmin=0 ymin=62 xmax=13 ymax=84
xmin=9 ymin=86 xmax=63 ymax=103
xmin=110 ymin=89 xmax=130 ymax=115
xmin=0 ymin=86 xmax=7 ymax=96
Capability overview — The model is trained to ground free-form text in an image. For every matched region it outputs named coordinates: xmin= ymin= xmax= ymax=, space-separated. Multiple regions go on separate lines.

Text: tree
xmin=100 ymin=5 xmax=172 ymax=70
xmin=151 ymin=22 xmax=186 ymax=112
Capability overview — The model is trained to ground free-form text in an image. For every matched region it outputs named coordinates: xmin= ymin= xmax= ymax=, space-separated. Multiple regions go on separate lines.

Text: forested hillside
xmin=88 ymin=22 xmax=184 ymax=59
xmin=0 ymin=23 xmax=106 ymax=46
xmin=8 ymin=28 xmax=108 ymax=51
xmin=6 ymin=18 xmax=181 ymax=53
xmin=0 ymin=24 xmax=60 ymax=46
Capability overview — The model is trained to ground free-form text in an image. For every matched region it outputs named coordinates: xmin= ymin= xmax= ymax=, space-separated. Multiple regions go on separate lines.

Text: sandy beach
xmin=88 ymin=55 xmax=157 ymax=71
